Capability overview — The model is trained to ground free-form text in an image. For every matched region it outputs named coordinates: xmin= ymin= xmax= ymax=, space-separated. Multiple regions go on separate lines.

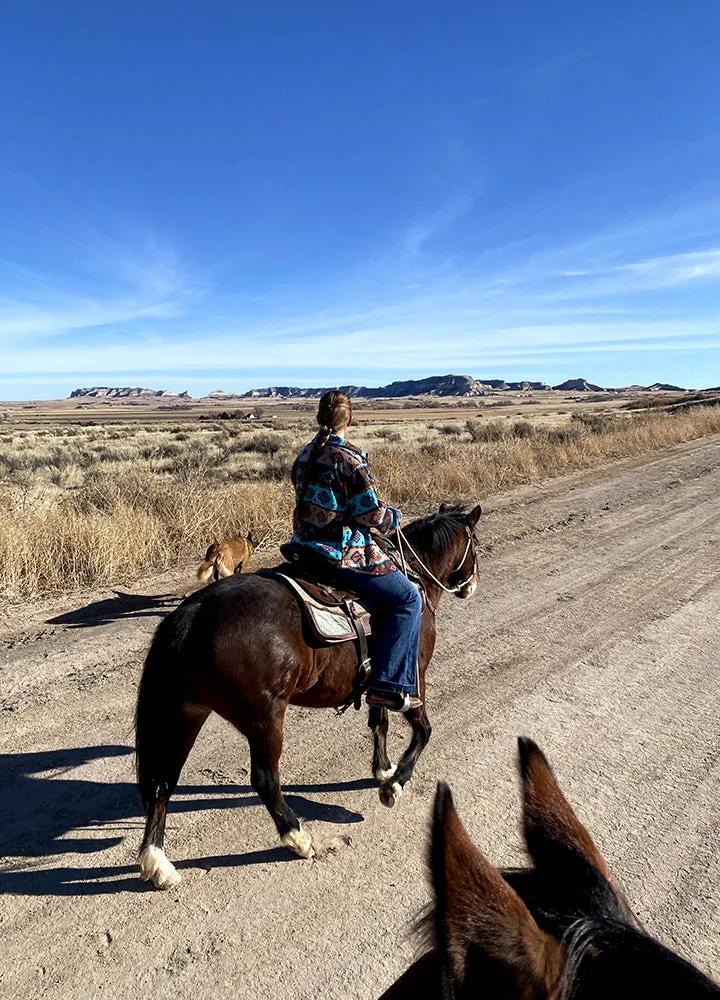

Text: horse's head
xmin=399 ymin=503 xmax=481 ymax=601
xmin=383 ymin=738 xmax=719 ymax=1000
xmin=440 ymin=502 xmax=481 ymax=598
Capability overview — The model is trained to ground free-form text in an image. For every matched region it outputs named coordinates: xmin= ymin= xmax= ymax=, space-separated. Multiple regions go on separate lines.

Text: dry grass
xmin=1 ymin=404 xmax=720 ymax=597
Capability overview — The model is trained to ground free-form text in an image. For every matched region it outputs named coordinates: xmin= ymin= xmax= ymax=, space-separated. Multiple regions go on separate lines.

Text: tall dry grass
xmin=1 ymin=404 xmax=719 ymax=597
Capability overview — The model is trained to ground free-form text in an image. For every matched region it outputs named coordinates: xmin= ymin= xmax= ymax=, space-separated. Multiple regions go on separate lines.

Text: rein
xmin=394 ymin=525 xmax=477 ymax=595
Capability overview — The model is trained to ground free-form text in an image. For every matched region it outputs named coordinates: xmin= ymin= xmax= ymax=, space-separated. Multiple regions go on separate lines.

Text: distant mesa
xmin=67 ymin=376 xmax=695 ymax=405
xmin=70 ymin=387 xmax=192 ymax=400
xmin=241 ymin=375 xmax=551 ymax=399
xmin=551 ymin=378 xmax=608 ymax=392
xmin=243 ymin=384 xmax=362 ymax=399
xmin=205 ymin=389 xmax=246 ymax=400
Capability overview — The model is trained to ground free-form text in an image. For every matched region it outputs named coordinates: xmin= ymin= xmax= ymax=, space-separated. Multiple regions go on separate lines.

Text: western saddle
xmin=257 ymin=542 xmax=376 ymax=711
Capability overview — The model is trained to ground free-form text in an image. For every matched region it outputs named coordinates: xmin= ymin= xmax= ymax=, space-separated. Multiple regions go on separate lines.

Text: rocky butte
xmin=69 ymin=387 xmax=191 ymax=399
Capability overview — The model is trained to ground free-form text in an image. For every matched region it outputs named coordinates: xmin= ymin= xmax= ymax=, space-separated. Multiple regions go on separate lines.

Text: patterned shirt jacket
xmin=291 ymin=433 xmax=401 ymax=575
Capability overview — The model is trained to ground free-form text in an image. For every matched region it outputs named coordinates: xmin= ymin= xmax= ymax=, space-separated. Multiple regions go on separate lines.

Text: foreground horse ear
xmin=518 ymin=737 xmax=632 ymax=922
xmin=431 ymin=782 xmax=561 ymax=997
xmin=518 ymin=737 xmax=611 ymax=878
xmin=468 ymin=504 xmax=482 ymax=525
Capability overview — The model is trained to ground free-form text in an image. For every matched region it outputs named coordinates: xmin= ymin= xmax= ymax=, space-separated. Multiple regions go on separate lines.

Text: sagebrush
xmin=1 ymin=405 xmax=719 ymax=596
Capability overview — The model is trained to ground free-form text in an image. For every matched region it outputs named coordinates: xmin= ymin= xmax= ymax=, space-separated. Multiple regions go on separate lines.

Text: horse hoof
xmin=374 ymin=763 xmax=397 ymax=782
xmin=281 ymin=826 xmax=315 ymax=859
xmin=379 ymin=781 xmax=403 ymax=808
xmin=139 ymin=846 xmax=182 ymax=890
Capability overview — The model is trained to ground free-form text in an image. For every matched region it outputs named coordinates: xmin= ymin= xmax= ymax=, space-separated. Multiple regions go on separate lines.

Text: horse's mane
xmin=400 ymin=505 xmax=476 ymax=562
xmin=556 ymin=918 xmax=720 ymax=999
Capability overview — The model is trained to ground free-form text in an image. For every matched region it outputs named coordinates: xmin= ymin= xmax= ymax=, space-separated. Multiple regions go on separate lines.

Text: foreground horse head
xmin=383 ymin=738 xmax=719 ymax=999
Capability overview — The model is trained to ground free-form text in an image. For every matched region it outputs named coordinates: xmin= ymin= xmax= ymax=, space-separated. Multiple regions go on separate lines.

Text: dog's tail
xmin=197 ymin=541 xmax=220 ymax=582
xmin=196 ymin=559 xmax=216 ymax=582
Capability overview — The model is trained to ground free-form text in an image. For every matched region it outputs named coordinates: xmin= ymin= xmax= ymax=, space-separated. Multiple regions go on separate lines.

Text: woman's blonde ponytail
xmin=308 ymin=390 xmax=352 ymax=462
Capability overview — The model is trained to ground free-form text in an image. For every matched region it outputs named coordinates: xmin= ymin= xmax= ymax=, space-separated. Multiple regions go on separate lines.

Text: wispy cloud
xmin=0 ymin=231 xmax=199 ymax=340
xmin=399 ymin=193 xmax=477 ymax=258
xmin=2 ymin=200 xmax=720 ymax=394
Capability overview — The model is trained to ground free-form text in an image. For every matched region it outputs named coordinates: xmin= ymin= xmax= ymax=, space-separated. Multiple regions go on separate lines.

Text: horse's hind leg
xmin=137 ymin=702 xmax=210 ymax=889
xmin=246 ymin=715 xmax=315 ymax=859
xmin=368 ymin=706 xmax=396 ymax=781
xmin=378 ymin=706 xmax=431 ymax=809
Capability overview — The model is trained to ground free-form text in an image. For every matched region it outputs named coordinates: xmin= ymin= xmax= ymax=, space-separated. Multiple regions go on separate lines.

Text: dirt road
xmin=2 ymin=436 xmax=720 ymax=999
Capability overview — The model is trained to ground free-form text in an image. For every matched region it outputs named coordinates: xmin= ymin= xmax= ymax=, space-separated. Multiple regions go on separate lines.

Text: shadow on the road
xmin=0 ymin=745 xmax=370 ymax=898
xmin=46 ymin=590 xmax=180 ymax=628
xmin=0 ymin=848 xmax=302 ymax=897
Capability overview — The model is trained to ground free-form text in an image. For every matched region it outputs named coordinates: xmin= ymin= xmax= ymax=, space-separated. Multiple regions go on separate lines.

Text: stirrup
xmin=366 ymin=689 xmax=423 ymax=713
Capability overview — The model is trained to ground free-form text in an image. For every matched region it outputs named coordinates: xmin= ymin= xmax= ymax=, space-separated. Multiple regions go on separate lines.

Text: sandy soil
xmin=2 ymin=435 xmax=719 ymax=999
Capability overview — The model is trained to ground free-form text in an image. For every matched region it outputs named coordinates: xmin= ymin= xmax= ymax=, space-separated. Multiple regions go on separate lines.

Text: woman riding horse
xmin=135 ymin=401 xmax=481 ymax=889
xmin=288 ymin=390 xmax=422 ymax=714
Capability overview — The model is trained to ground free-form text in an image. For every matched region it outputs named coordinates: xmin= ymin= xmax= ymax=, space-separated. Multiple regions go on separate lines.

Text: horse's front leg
xmin=378 ymin=705 xmax=432 ymax=808
xmin=368 ymin=705 xmax=397 ymax=781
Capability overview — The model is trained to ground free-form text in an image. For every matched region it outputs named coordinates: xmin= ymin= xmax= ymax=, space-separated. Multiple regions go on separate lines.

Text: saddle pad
xmin=274 ymin=573 xmax=372 ymax=646
xmin=308 ymin=606 xmax=357 ymax=640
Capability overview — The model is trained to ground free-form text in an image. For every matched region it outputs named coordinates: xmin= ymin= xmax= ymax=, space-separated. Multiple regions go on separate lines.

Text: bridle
xmin=393 ymin=524 xmax=478 ymax=597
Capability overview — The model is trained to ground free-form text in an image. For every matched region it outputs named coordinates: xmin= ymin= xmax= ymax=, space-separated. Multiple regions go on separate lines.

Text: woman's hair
xmin=309 ymin=390 xmax=352 ymax=460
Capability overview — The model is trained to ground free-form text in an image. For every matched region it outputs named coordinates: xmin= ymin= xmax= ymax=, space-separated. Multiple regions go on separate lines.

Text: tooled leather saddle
xmin=257 ymin=543 xmax=374 ymax=711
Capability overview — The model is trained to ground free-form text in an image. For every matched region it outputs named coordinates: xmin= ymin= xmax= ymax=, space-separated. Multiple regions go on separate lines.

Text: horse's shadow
xmin=0 ymin=745 xmax=372 ymax=898
xmin=45 ymin=591 xmax=180 ymax=629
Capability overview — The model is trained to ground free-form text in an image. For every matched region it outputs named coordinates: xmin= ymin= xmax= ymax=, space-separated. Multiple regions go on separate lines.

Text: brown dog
xmin=197 ymin=531 xmax=257 ymax=583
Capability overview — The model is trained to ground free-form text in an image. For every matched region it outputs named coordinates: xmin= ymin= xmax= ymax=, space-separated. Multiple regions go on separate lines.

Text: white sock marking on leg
xmin=139 ymin=845 xmax=181 ymax=890
xmin=281 ymin=826 xmax=315 ymax=859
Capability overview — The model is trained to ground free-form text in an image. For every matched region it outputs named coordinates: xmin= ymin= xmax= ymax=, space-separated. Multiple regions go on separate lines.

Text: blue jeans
xmin=331 ymin=567 xmax=422 ymax=694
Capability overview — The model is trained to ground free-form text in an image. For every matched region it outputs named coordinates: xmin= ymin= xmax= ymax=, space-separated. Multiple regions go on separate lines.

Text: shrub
xmin=374 ymin=428 xmax=402 ymax=442
xmin=420 ymin=441 xmax=452 ymax=459
xmin=571 ymin=412 xmax=620 ymax=434
xmin=238 ymin=433 xmax=281 ymax=455
xmin=465 ymin=420 xmax=508 ymax=442
xmin=259 ymin=454 xmax=295 ymax=481
xmin=546 ymin=427 xmax=583 ymax=445
xmin=512 ymin=421 xmax=535 ymax=439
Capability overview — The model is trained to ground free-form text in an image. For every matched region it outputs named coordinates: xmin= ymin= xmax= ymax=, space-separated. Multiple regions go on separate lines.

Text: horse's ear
xmin=518 ymin=738 xmax=631 ymax=919
xmin=431 ymin=782 xmax=562 ymax=997
xmin=439 ymin=502 xmax=449 ymax=513
xmin=519 ymin=737 xmax=611 ymax=878
xmin=468 ymin=504 xmax=482 ymax=525
xmin=247 ymin=530 xmax=257 ymax=548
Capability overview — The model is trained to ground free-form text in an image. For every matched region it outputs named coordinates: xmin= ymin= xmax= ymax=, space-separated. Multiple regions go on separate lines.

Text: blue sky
xmin=1 ymin=1 xmax=719 ymax=399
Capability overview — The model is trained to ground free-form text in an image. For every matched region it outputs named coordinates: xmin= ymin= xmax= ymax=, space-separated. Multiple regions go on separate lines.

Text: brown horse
xmin=382 ymin=738 xmax=719 ymax=999
xmin=135 ymin=503 xmax=481 ymax=889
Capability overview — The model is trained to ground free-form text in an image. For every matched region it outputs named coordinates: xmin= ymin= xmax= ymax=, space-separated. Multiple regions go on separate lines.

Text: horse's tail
xmin=135 ymin=603 xmax=199 ymax=813
xmin=196 ymin=558 xmax=215 ymax=582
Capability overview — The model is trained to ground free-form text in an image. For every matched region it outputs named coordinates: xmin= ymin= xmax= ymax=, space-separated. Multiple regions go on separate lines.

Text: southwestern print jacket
xmin=290 ymin=433 xmax=401 ymax=575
